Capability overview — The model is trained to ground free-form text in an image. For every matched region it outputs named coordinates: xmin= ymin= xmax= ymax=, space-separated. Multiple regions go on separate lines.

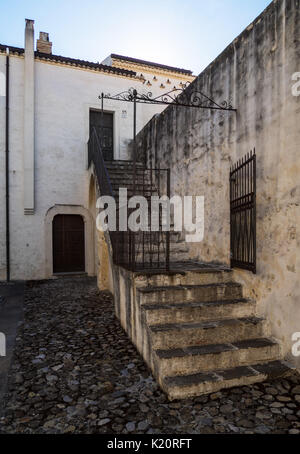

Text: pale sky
xmin=0 ymin=0 xmax=272 ymax=75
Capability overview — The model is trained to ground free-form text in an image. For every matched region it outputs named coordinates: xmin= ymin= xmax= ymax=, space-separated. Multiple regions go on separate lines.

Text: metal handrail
xmin=88 ymin=127 xmax=114 ymax=197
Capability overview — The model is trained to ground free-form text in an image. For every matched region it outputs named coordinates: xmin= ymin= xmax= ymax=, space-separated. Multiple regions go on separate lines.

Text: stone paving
xmin=0 ymin=282 xmax=24 ymax=411
xmin=0 ymin=276 xmax=299 ymax=434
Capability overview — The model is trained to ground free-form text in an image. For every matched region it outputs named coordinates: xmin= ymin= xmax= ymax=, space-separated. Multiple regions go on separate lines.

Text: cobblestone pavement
xmin=0 ymin=277 xmax=299 ymax=434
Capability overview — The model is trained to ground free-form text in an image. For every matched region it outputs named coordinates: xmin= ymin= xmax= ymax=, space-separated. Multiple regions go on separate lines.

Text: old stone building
xmin=0 ymin=19 xmax=194 ymax=281
xmin=0 ymin=0 xmax=299 ymax=400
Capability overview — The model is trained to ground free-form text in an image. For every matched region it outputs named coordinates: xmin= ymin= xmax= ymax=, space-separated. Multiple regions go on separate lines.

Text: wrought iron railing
xmin=88 ymin=128 xmax=170 ymax=271
xmin=88 ymin=127 xmax=114 ymax=198
xmin=230 ymin=149 xmax=256 ymax=273
xmin=113 ymin=166 xmax=170 ymax=271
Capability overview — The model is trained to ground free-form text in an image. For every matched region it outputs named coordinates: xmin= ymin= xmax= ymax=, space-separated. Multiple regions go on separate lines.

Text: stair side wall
xmin=111 ymin=265 xmax=156 ymax=374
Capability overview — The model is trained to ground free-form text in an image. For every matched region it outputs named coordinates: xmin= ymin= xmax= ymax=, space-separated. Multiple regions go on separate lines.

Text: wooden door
xmin=90 ymin=110 xmax=114 ymax=161
xmin=53 ymin=215 xmax=85 ymax=273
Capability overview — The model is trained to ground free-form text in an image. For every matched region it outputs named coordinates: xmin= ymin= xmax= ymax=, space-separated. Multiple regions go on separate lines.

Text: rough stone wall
xmin=135 ymin=0 xmax=300 ymax=367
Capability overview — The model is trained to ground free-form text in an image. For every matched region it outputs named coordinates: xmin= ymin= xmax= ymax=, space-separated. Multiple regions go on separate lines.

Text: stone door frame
xmin=44 ymin=204 xmax=95 ymax=278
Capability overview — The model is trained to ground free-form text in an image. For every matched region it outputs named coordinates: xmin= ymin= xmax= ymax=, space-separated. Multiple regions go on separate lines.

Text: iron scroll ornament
xmin=99 ymin=84 xmax=236 ymax=112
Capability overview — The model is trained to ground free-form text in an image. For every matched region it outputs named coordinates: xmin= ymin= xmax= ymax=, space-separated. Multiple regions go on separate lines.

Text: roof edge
xmin=0 ymin=44 xmax=137 ymax=77
xmin=110 ymin=53 xmax=193 ymax=75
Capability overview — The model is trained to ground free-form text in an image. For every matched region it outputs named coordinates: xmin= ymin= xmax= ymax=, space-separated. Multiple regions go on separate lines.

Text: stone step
xmin=135 ymin=256 xmax=190 ymax=269
xmin=111 ymin=183 xmax=152 ymax=191
xmin=109 ymin=175 xmax=150 ymax=185
xmin=107 ymin=164 xmax=145 ymax=170
xmin=107 ymin=172 xmax=148 ymax=181
xmin=104 ymin=160 xmax=144 ymax=168
xmin=134 ymin=243 xmax=188 ymax=256
xmin=110 ymin=179 xmax=154 ymax=187
xmin=155 ymin=338 xmax=280 ymax=377
xmin=162 ymin=360 xmax=291 ymax=400
xmin=108 ymin=173 xmax=150 ymax=180
xmin=111 ymin=184 xmax=153 ymax=192
xmin=138 ymin=282 xmax=243 ymax=305
xmin=117 ymin=237 xmax=187 ymax=250
xmin=106 ymin=170 xmax=153 ymax=177
xmin=111 ymin=187 xmax=157 ymax=195
xmin=135 ymin=267 xmax=233 ymax=288
xmin=109 ymin=170 xmax=150 ymax=175
xmin=142 ymin=298 xmax=256 ymax=325
xmin=135 ymin=254 xmax=190 ymax=267
xmin=149 ymin=316 xmax=268 ymax=349
xmin=135 ymin=255 xmax=189 ymax=266
xmin=117 ymin=229 xmax=181 ymax=236
xmin=112 ymin=190 xmax=158 ymax=198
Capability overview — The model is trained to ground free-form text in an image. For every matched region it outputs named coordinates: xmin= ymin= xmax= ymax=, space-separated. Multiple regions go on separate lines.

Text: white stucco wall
xmin=0 ymin=55 xmax=25 ymax=280
xmin=0 ymin=55 xmax=5 ymax=279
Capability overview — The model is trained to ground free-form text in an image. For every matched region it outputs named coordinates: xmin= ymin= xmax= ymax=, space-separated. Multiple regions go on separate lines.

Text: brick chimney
xmin=36 ymin=32 xmax=52 ymax=54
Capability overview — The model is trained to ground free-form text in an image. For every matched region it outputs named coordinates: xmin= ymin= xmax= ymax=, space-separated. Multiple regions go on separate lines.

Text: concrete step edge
xmin=163 ymin=360 xmax=291 ymax=389
xmin=142 ymin=297 xmax=254 ymax=311
xmin=149 ymin=316 xmax=265 ymax=334
xmin=138 ymin=281 xmax=242 ymax=294
xmin=155 ymin=337 xmax=279 ymax=360
xmin=134 ymin=266 xmax=232 ymax=277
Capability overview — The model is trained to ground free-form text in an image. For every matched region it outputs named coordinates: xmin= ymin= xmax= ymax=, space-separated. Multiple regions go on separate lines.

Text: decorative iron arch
xmin=100 ymin=83 xmax=236 ymax=112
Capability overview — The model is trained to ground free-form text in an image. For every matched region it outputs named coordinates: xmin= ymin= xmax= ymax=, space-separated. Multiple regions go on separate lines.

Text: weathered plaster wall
xmin=135 ymin=0 xmax=300 ymax=367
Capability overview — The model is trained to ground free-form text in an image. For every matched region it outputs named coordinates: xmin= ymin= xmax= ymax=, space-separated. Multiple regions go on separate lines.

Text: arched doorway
xmin=52 ymin=214 xmax=85 ymax=273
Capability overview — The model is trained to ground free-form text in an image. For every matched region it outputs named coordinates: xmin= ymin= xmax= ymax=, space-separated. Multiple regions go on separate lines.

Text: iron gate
xmin=230 ymin=149 xmax=256 ymax=273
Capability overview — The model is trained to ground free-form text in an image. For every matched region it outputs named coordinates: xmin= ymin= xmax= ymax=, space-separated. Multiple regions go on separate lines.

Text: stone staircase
xmin=133 ymin=264 xmax=290 ymax=400
xmin=105 ymin=160 xmax=154 ymax=199
xmin=104 ymin=161 xmax=290 ymax=400
xmin=105 ymin=160 xmax=189 ymax=262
